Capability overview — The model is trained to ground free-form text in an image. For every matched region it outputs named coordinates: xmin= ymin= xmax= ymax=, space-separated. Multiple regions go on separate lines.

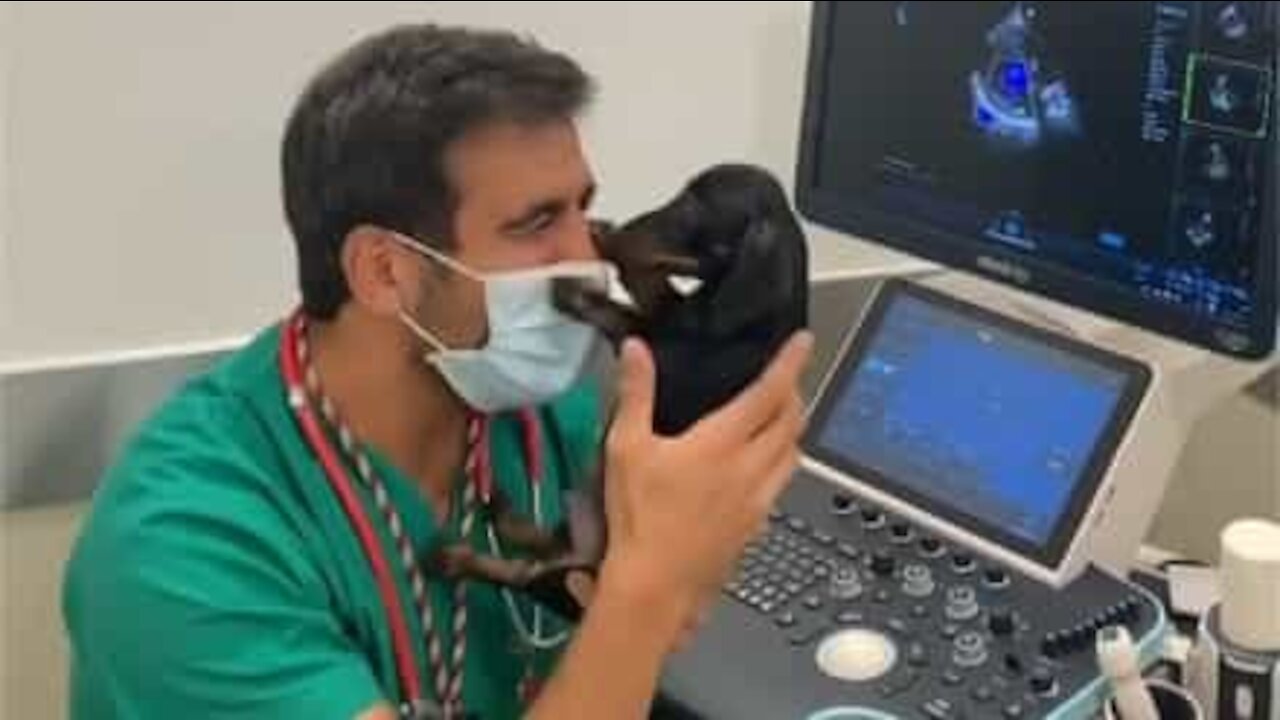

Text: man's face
xmin=412 ymin=119 xmax=598 ymax=349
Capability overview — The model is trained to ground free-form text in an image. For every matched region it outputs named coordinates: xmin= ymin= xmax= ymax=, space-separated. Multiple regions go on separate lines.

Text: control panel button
xmin=952 ymin=631 xmax=989 ymax=668
xmin=811 ymin=529 xmax=835 ymax=546
xmin=871 ymin=550 xmax=896 ymax=578
xmin=1002 ymin=702 xmax=1025 ymax=719
xmin=942 ymin=669 xmax=965 ymax=687
xmin=775 ymin=612 xmax=797 ymax=628
xmin=803 ymin=594 xmax=825 ymax=611
xmin=889 ymin=522 xmax=914 ymax=544
xmin=887 ymin=617 xmax=913 ymax=638
xmin=945 ymin=585 xmax=980 ymax=622
xmin=815 ymin=628 xmax=898 ymax=682
xmin=921 ymin=697 xmax=960 ymax=719
xmin=919 ymin=536 xmax=946 ymax=558
xmin=877 ymin=668 xmax=922 ymax=698
xmin=983 ymin=567 xmax=1011 ymax=589
xmin=902 ymin=563 xmax=936 ymax=598
xmin=788 ymin=625 xmax=825 ymax=646
xmin=1122 ymin=596 xmax=1142 ymax=621
xmin=906 ymin=642 xmax=930 ymax=668
xmin=1003 ymin=654 xmax=1025 ymax=678
xmin=988 ymin=607 xmax=1016 ymax=637
xmin=1040 ymin=631 xmax=1064 ymax=659
xmin=951 ymin=553 xmax=977 ymax=575
xmin=860 ymin=507 xmax=886 ymax=529
xmin=838 ymin=542 xmax=860 ymax=560
xmin=1029 ymin=668 xmax=1058 ymax=697
xmin=1102 ymin=603 xmax=1124 ymax=626
xmin=1071 ymin=623 xmax=1096 ymax=650
xmin=831 ymin=493 xmax=857 ymax=516
xmin=835 ymin=609 xmax=865 ymax=625
xmin=970 ymin=684 xmax=994 ymax=703
xmin=830 ymin=567 xmax=864 ymax=601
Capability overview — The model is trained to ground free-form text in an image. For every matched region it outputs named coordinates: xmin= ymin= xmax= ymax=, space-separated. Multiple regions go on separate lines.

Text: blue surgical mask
xmin=391 ymin=233 xmax=611 ymax=413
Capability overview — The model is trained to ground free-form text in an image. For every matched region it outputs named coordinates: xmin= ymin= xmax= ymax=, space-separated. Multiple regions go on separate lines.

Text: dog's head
xmin=556 ymin=163 xmax=808 ymax=433
xmin=556 ymin=164 xmax=807 ymax=340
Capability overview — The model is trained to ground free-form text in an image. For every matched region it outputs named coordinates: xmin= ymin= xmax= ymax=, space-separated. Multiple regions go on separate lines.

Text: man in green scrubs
xmin=63 ymin=22 xmax=811 ymax=720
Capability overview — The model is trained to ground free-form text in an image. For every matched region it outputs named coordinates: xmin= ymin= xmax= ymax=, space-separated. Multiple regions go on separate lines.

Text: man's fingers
xmin=752 ymin=441 xmax=801 ymax=516
xmin=745 ymin=394 xmax=806 ymax=512
xmin=732 ymin=390 xmax=804 ymax=494
xmin=610 ymin=338 xmax=656 ymax=443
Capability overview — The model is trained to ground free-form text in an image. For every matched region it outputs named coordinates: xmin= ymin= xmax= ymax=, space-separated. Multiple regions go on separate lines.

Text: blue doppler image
xmin=815 ymin=294 xmax=1127 ymax=547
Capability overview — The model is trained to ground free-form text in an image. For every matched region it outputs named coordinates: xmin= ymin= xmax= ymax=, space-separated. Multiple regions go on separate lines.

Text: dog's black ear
xmin=680 ymin=165 xmax=808 ymax=337
xmin=704 ymin=217 xmax=806 ymax=337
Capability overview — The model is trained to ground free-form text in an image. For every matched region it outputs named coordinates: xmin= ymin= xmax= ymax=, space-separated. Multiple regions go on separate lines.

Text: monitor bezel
xmin=794 ymin=0 xmax=1278 ymax=360
xmin=801 ymin=278 xmax=1154 ymax=570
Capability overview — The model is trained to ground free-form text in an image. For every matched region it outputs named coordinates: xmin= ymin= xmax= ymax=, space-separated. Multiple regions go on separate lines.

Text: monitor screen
xmin=795 ymin=1 xmax=1277 ymax=358
xmin=804 ymin=280 xmax=1152 ymax=568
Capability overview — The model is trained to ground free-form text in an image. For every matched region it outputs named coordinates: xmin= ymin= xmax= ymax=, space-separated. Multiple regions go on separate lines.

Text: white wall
xmin=1 ymin=0 xmax=13 ymax=351
xmin=1 ymin=0 xmax=821 ymax=366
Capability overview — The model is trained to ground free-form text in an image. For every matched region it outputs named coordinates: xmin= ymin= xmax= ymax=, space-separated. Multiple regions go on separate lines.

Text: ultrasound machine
xmin=657 ymin=3 xmax=1277 ymax=718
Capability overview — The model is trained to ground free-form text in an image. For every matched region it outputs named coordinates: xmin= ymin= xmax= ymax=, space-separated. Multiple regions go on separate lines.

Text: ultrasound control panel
xmin=656 ymin=279 xmax=1166 ymax=719
xmin=658 ymin=471 xmax=1166 ymax=720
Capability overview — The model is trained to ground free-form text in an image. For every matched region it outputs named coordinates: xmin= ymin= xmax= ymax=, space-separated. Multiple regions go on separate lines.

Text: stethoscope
xmin=279 ymin=314 xmax=571 ymax=715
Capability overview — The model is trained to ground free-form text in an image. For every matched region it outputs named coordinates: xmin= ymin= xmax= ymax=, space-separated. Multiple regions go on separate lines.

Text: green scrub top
xmin=62 ymin=321 xmax=603 ymax=719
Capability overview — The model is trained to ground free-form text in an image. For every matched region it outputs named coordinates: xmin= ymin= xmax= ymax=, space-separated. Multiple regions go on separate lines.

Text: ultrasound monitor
xmin=795 ymin=1 xmax=1278 ymax=358
xmin=803 ymin=279 xmax=1152 ymax=578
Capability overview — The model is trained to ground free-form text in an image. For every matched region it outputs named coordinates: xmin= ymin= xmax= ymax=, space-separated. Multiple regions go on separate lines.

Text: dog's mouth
xmin=552 ymin=221 xmax=705 ymax=343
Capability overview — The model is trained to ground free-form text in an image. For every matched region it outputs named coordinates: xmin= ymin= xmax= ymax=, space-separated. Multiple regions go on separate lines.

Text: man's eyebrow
xmin=500 ymin=182 xmax=596 ymax=233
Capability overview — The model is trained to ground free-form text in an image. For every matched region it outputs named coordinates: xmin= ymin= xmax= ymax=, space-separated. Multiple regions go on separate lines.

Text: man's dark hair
xmin=281 ymin=24 xmax=595 ymax=320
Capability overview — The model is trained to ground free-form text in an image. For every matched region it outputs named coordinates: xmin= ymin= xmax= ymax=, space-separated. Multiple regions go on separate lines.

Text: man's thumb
xmin=613 ymin=337 xmax=656 ymax=434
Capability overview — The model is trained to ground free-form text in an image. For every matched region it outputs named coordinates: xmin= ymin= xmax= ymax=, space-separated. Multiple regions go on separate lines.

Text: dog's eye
xmin=667 ymin=275 xmax=704 ymax=297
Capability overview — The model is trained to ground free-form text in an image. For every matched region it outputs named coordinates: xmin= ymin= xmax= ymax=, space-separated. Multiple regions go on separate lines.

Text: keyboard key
xmin=921 ymin=698 xmax=959 ymax=719
xmin=836 ymin=610 xmax=865 ymax=625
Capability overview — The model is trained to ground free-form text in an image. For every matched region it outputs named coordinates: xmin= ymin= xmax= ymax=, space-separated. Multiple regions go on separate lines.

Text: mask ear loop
xmin=397 ymin=306 xmax=450 ymax=355
xmin=388 ymin=231 xmax=483 ymax=357
xmin=388 ymin=231 xmax=483 ymax=281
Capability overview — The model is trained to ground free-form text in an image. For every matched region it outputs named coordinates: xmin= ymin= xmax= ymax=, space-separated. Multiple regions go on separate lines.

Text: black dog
xmin=430 ymin=164 xmax=809 ymax=621
xmin=573 ymin=162 xmax=810 ymax=435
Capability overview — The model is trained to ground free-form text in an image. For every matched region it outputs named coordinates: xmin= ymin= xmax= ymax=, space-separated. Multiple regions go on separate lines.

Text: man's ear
xmin=340 ymin=224 xmax=417 ymax=318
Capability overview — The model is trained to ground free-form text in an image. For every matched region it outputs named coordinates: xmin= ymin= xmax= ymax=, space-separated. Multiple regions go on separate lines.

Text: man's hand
xmin=523 ymin=332 xmax=811 ymax=719
xmin=599 ymin=331 xmax=813 ymax=650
